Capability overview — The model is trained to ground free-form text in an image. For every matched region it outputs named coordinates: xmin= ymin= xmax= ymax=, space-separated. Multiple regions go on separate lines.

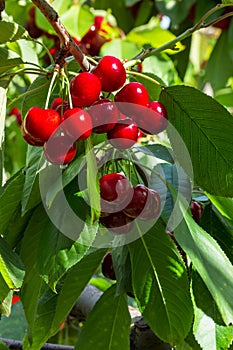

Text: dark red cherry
xmin=24 ymin=107 xmax=61 ymax=142
xmin=138 ymin=189 xmax=161 ymax=221
xmin=10 ymin=107 xmax=22 ymax=125
xmin=92 ymin=55 xmax=126 ymax=92
xmin=99 ymin=173 xmax=132 ymax=203
xmin=43 ymin=135 xmax=76 ymax=165
xmin=190 ymin=201 xmax=203 ymax=224
xmin=21 ymin=122 xmax=44 ymax=146
xmin=62 ymin=108 xmax=92 ymax=141
xmin=138 ymin=101 xmax=168 ymax=135
xmin=101 ymin=252 xmax=116 ymax=280
xmin=88 ymin=99 xmax=118 ymax=133
xmin=107 ymin=118 xmax=138 ymax=150
xmin=99 ymin=210 xmax=134 ymax=234
xmin=70 ymin=72 xmax=101 ymax=108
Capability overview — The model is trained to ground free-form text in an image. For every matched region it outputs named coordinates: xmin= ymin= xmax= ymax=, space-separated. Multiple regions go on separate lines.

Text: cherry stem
xmin=126 ymin=70 xmax=164 ymax=88
xmin=31 ymin=0 xmax=91 ymax=71
xmin=128 ymin=3 xmax=233 ymax=62
xmin=45 ymin=67 xmax=59 ymax=109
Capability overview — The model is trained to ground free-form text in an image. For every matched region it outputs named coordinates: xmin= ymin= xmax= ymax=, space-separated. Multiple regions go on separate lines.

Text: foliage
xmin=0 ymin=0 xmax=233 ymax=349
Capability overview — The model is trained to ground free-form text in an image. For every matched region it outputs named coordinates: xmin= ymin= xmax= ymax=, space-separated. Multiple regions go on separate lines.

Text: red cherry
xmin=24 ymin=107 xmax=60 ymax=142
xmin=51 ymin=98 xmax=64 ymax=110
xmin=12 ymin=295 xmax=20 ymax=305
xmin=190 ymin=201 xmax=203 ymax=224
xmin=43 ymin=135 xmax=76 ymax=165
xmin=25 ymin=6 xmax=44 ymax=39
xmin=124 ymin=185 xmax=161 ymax=220
xmin=21 ymin=122 xmax=45 ymax=146
xmin=62 ymin=108 xmax=92 ymax=141
xmin=101 ymin=252 xmax=116 ymax=280
xmin=107 ymin=118 xmax=138 ymax=150
xmin=99 ymin=210 xmax=134 ymax=234
xmin=114 ymin=82 xmax=149 ymax=117
xmin=94 ymin=16 xmax=104 ymax=30
xmin=88 ymin=99 xmax=119 ymax=133
xmin=92 ymin=56 xmax=126 ymax=92
xmin=100 ymin=173 xmax=132 ymax=203
xmin=10 ymin=107 xmax=22 ymax=125
xmin=137 ymin=101 xmax=168 ymax=135
xmin=70 ymin=72 xmax=101 ymax=108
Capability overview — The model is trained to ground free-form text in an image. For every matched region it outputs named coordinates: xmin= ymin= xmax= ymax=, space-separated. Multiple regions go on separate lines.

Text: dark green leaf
xmin=112 ymin=246 xmax=133 ymax=295
xmin=160 ymin=85 xmax=233 ymax=196
xmin=0 ymin=21 xmax=29 ymax=44
xmin=173 ymin=197 xmax=233 ymax=325
xmin=0 ymin=301 xmax=27 ymax=340
xmin=0 ymin=237 xmax=25 ymax=289
xmin=135 ymin=144 xmax=174 ymax=163
xmin=205 ymin=31 xmax=233 ymax=91
xmin=0 ymin=170 xmax=24 ymax=233
xmin=0 ymin=340 xmax=10 ymax=350
xmin=21 ymin=146 xmax=43 ymax=215
xmin=76 ymin=285 xmax=131 ymax=350
xmin=155 ymin=0 xmax=195 ymax=24
xmin=0 ymin=47 xmax=23 ymax=74
xmin=129 ymin=220 xmax=193 ymax=345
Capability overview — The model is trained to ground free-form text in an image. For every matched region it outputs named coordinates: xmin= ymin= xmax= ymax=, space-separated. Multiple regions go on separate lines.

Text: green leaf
xmin=129 ymin=220 xmax=193 ymax=345
xmin=0 ymin=300 xmax=27 ymax=340
xmin=61 ymin=4 xmax=94 ymax=38
xmin=0 ymin=80 xmax=8 ymax=149
xmin=160 ymin=85 xmax=233 ymax=196
xmin=192 ymin=271 xmax=233 ymax=350
xmin=215 ymin=88 xmax=233 ymax=107
xmin=112 ymin=246 xmax=133 ymax=295
xmin=206 ymin=194 xmax=233 ymax=223
xmin=21 ymin=75 xmax=51 ymax=117
xmin=0 ymin=237 xmax=25 ymax=289
xmin=0 ymin=21 xmax=29 ymax=44
xmin=21 ymin=146 xmax=43 ymax=215
xmin=222 ymin=0 xmax=233 ymax=4
xmin=0 ymin=170 xmax=25 ymax=234
xmin=76 ymin=284 xmax=131 ymax=350
xmin=0 ymin=340 xmax=10 ymax=350
xmin=155 ymin=0 xmax=195 ymax=24
xmin=100 ymin=39 xmax=140 ymax=60
xmin=23 ymin=249 xmax=106 ymax=350
xmin=205 ymin=31 xmax=233 ymax=91
xmin=135 ymin=144 xmax=174 ymax=163
xmin=0 ymin=47 xmax=23 ymax=74
xmin=126 ymin=17 xmax=185 ymax=54
xmin=0 ymin=274 xmax=12 ymax=316
xmin=173 ymin=197 xmax=233 ymax=325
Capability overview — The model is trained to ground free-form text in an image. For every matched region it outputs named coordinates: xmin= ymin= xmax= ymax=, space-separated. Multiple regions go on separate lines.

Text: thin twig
xmin=0 ymin=338 xmax=74 ymax=350
xmin=31 ymin=0 xmax=91 ymax=71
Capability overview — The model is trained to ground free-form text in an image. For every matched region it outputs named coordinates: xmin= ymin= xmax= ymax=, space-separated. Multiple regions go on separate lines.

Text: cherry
xmin=114 ymin=82 xmax=149 ymax=117
xmin=107 ymin=118 xmax=138 ymax=150
xmin=99 ymin=210 xmax=134 ymax=234
xmin=190 ymin=201 xmax=203 ymax=224
xmin=21 ymin=122 xmax=45 ymax=146
xmin=70 ymin=72 xmax=101 ymax=108
xmin=51 ymin=98 xmax=65 ymax=110
xmin=100 ymin=173 xmax=132 ymax=203
xmin=92 ymin=56 xmax=126 ymax=92
xmin=88 ymin=99 xmax=118 ymax=133
xmin=123 ymin=185 xmax=161 ymax=220
xmin=10 ymin=107 xmax=22 ymax=126
xmin=25 ymin=6 xmax=44 ymax=39
xmin=101 ymin=252 xmax=116 ymax=280
xmin=43 ymin=135 xmax=76 ymax=165
xmin=137 ymin=101 xmax=168 ymax=135
xmin=62 ymin=108 xmax=92 ymax=141
xmin=24 ymin=107 xmax=61 ymax=142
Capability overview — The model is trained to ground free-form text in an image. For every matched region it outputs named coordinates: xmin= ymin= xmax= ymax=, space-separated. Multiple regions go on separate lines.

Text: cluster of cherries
xmin=99 ymin=172 xmax=161 ymax=234
xmin=21 ymin=55 xmax=168 ymax=166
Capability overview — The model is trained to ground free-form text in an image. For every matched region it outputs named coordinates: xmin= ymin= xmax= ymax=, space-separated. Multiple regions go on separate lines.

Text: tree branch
xmin=0 ymin=338 xmax=73 ymax=350
xmin=31 ymin=0 xmax=91 ymax=71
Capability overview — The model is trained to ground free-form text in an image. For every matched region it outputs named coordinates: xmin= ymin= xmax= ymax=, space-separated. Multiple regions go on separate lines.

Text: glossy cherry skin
xmin=114 ymin=82 xmax=149 ymax=117
xmin=92 ymin=56 xmax=126 ymax=92
xmin=101 ymin=252 xmax=116 ymax=280
xmin=190 ymin=201 xmax=203 ymax=224
xmin=70 ymin=72 xmax=101 ymax=108
xmin=123 ymin=185 xmax=161 ymax=220
xmin=88 ymin=99 xmax=119 ymax=133
xmin=107 ymin=118 xmax=138 ymax=150
xmin=100 ymin=173 xmax=132 ymax=203
xmin=137 ymin=101 xmax=168 ymax=135
xmin=21 ymin=121 xmax=45 ymax=146
xmin=24 ymin=107 xmax=61 ymax=142
xmin=43 ymin=135 xmax=76 ymax=165
xmin=99 ymin=210 xmax=134 ymax=234
xmin=62 ymin=108 xmax=92 ymax=141
xmin=51 ymin=98 xmax=69 ymax=116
